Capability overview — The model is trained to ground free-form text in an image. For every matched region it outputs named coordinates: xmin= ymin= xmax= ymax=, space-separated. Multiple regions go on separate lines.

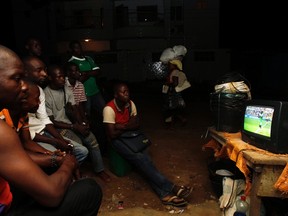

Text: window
xmin=72 ymin=9 xmax=94 ymax=28
xmin=170 ymin=6 xmax=182 ymax=21
xmin=195 ymin=0 xmax=208 ymax=10
xmin=137 ymin=5 xmax=158 ymax=22
xmin=115 ymin=5 xmax=129 ymax=27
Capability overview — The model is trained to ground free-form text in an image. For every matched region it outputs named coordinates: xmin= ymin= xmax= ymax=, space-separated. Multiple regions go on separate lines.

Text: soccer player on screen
xmin=258 ymin=110 xmax=264 ymax=129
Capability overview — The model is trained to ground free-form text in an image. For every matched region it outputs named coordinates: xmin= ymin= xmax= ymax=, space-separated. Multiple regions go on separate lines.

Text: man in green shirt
xmin=68 ymin=40 xmax=106 ymax=118
xmin=68 ymin=40 xmax=108 ymax=155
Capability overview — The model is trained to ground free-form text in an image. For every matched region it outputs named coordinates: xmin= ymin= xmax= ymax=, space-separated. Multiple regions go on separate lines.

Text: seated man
xmin=0 ymin=44 xmax=102 ymax=215
xmin=44 ymin=64 xmax=110 ymax=182
xmin=24 ymin=37 xmax=42 ymax=58
xmin=22 ymin=56 xmax=88 ymax=163
xmin=23 ymin=36 xmax=50 ymax=65
xmin=64 ymin=62 xmax=89 ymax=126
xmin=103 ymin=82 xmax=192 ymax=207
xmin=0 ymin=81 xmax=66 ymax=168
xmin=64 ymin=61 xmax=109 ymax=156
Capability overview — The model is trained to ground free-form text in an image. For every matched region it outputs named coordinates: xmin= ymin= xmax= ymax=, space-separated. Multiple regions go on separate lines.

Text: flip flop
xmin=161 ymin=195 xmax=187 ymax=207
xmin=97 ymin=171 xmax=111 ymax=183
xmin=175 ymin=185 xmax=193 ymax=198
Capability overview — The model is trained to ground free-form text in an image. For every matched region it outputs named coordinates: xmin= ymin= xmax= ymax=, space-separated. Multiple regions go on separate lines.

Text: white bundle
xmin=214 ymin=81 xmax=251 ymax=99
xmin=219 ymin=177 xmax=246 ymax=209
xmin=173 ymin=45 xmax=187 ymax=57
xmin=160 ymin=45 xmax=187 ymax=63
xmin=159 ymin=48 xmax=176 ymax=63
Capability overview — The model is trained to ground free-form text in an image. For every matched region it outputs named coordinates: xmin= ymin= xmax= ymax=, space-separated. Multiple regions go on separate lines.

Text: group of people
xmin=0 ymin=39 xmax=193 ymax=215
xmin=22 ymin=38 xmax=111 ymax=182
xmin=0 ymin=44 xmax=102 ymax=215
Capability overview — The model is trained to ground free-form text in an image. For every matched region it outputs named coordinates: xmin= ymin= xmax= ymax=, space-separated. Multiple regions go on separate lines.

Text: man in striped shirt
xmin=65 ymin=62 xmax=112 ymax=181
xmin=64 ymin=62 xmax=88 ymax=123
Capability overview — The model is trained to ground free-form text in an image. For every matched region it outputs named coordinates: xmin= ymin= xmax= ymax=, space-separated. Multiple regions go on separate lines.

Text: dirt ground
xmin=82 ymin=81 xmax=222 ymax=215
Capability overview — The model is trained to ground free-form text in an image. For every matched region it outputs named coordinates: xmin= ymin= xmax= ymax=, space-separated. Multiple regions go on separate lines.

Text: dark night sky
xmin=0 ymin=1 xmax=16 ymax=50
xmin=219 ymin=1 xmax=288 ymax=50
xmin=218 ymin=1 xmax=288 ymax=100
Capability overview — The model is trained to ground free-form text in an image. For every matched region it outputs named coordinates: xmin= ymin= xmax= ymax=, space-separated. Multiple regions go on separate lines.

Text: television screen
xmin=243 ymin=105 xmax=274 ymax=138
xmin=241 ymin=100 xmax=288 ymax=154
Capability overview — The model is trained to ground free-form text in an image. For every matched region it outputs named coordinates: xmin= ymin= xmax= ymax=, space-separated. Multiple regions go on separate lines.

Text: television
xmin=241 ymin=99 xmax=288 ymax=154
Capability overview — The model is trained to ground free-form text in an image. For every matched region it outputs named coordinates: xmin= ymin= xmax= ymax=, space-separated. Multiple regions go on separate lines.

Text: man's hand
xmin=53 ymin=149 xmax=66 ymax=157
xmin=54 ymin=138 xmax=72 ymax=152
xmin=61 ymin=154 xmax=81 ymax=180
xmin=124 ymin=115 xmax=140 ymax=130
xmin=74 ymin=122 xmax=90 ymax=137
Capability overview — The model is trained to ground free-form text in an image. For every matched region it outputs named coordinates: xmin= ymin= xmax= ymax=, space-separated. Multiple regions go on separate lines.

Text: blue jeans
xmin=86 ymin=92 xmax=106 ymax=117
xmin=111 ymin=139 xmax=174 ymax=199
xmin=60 ymin=129 xmax=105 ymax=173
xmin=39 ymin=131 xmax=89 ymax=164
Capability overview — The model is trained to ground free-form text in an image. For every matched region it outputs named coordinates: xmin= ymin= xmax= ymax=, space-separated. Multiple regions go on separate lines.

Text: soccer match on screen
xmin=243 ymin=106 xmax=274 ymax=137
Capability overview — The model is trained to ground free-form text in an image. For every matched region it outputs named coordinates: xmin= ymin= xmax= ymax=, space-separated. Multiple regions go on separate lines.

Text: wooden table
xmin=205 ymin=127 xmax=288 ymax=216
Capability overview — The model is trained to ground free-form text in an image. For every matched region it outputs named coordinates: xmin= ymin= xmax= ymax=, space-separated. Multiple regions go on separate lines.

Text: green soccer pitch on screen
xmin=243 ymin=106 xmax=274 ymax=138
xmin=242 ymin=100 xmax=288 ymax=154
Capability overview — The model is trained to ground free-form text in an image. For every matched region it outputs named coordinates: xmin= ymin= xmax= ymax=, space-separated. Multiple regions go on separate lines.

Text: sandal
xmin=97 ymin=171 xmax=111 ymax=183
xmin=161 ymin=195 xmax=187 ymax=207
xmin=173 ymin=185 xmax=193 ymax=198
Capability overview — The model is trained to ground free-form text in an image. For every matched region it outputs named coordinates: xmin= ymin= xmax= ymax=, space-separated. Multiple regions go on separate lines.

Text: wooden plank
xmin=257 ymin=165 xmax=288 ymax=198
xmin=249 ymin=170 xmax=262 ymax=216
xmin=243 ymin=151 xmax=288 ymax=166
xmin=208 ymin=130 xmax=227 ymax=146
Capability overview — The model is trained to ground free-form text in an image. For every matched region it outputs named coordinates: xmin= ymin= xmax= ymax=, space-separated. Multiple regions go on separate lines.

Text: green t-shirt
xmin=68 ymin=56 xmax=100 ymax=96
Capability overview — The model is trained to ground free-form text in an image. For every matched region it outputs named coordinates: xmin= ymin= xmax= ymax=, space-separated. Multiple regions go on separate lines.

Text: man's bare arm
xmin=0 ymin=121 xmax=77 ymax=207
xmin=79 ymin=69 xmax=100 ymax=83
xmin=21 ymin=129 xmax=52 ymax=154
xmin=105 ymin=115 xmax=140 ymax=140
xmin=45 ymin=124 xmax=65 ymax=140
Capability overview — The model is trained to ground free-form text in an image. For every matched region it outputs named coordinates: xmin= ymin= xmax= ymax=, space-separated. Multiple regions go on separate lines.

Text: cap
xmin=169 ymin=59 xmax=183 ymax=70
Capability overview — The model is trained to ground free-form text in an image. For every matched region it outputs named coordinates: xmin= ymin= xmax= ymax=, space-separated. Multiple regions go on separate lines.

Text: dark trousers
xmin=6 ymin=178 xmax=102 ymax=216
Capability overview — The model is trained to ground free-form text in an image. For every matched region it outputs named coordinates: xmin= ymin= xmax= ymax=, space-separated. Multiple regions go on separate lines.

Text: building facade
xmin=11 ymin=0 xmax=230 ymax=83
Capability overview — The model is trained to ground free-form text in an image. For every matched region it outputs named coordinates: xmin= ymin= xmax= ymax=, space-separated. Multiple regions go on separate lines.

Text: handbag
xmin=164 ymin=87 xmax=186 ymax=110
xmin=115 ymin=130 xmax=151 ymax=153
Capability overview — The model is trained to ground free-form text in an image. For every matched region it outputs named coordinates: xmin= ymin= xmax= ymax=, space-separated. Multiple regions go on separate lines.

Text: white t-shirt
xmin=28 ymin=86 xmax=52 ymax=139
